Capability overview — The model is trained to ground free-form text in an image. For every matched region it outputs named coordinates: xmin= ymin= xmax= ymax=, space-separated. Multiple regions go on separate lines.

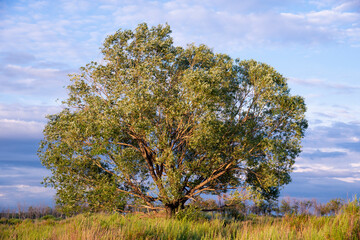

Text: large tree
xmin=39 ymin=23 xmax=307 ymax=217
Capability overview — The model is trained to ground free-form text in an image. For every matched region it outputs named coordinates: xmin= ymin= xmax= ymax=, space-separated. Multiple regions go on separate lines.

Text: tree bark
xmin=164 ymin=200 xmax=186 ymax=218
xmin=165 ymin=205 xmax=177 ymax=218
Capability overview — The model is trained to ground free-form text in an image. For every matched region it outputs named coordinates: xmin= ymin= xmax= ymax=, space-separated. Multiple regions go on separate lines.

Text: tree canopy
xmin=39 ymin=23 xmax=307 ymax=216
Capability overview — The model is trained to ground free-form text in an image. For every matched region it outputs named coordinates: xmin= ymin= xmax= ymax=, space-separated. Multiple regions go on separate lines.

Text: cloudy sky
xmin=0 ymin=0 xmax=359 ymax=208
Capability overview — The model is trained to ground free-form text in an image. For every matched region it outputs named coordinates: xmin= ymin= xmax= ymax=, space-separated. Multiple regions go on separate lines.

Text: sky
xmin=0 ymin=0 xmax=359 ymax=208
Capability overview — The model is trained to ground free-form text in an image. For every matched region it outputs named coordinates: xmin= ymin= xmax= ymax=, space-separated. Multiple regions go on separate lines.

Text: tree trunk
xmin=165 ymin=199 xmax=187 ymax=218
xmin=165 ymin=205 xmax=177 ymax=218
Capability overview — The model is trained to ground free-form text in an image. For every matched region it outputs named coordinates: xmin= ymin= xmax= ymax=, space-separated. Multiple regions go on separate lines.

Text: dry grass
xmin=1 ymin=199 xmax=359 ymax=240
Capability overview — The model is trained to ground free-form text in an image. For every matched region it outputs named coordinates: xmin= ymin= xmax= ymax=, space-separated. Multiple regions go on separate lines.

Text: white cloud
xmin=0 ymin=15 xmax=97 ymax=66
xmin=0 ymin=165 xmax=56 ymax=207
xmin=287 ymin=77 xmax=360 ymax=124
xmin=0 ymin=166 xmax=55 ymax=203
xmin=106 ymin=0 xmax=360 ymax=48
xmin=333 ymin=177 xmax=360 ymax=183
xmin=0 ymin=167 xmax=50 ymax=178
xmin=333 ymin=0 xmax=360 ymax=12
xmin=61 ymin=0 xmax=92 ymax=13
xmin=0 ymin=119 xmax=44 ymax=139
xmin=28 ymin=1 xmax=48 ymax=10
xmin=0 ymin=61 xmax=71 ymax=98
xmin=4 ymin=64 xmax=61 ymax=78
xmin=305 ymin=9 xmax=358 ymax=25
xmin=279 ymin=1 xmax=360 ymax=45
xmin=15 ymin=184 xmax=49 ymax=194
xmin=302 ymin=147 xmax=348 ymax=152
xmin=291 ymin=121 xmax=360 ymax=186
xmin=1 ymin=0 xmax=359 ymax=73
xmin=294 ymin=163 xmax=349 ymax=173
xmin=288 ymin=77 xmax=360 ymax=90
xmin=0 ymin=103 xmax=61 ymax=122
xmin=0 ymin=184 xmax=55 ymax=206
xmin=293 ymin=166 xmax=315 ymax=173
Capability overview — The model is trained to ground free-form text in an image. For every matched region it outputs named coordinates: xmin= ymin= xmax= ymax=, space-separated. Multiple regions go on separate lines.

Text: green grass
xmin=1 ymin=200 xmax=359 ymax=240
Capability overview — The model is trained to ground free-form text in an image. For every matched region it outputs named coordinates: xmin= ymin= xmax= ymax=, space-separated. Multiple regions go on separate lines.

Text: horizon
xmin=0 ymin=0 xmax=359 ymax=209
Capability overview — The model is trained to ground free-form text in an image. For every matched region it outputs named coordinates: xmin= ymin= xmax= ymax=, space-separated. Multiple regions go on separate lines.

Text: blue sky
xmin=0 ymin=0 xmax=359 ymax=208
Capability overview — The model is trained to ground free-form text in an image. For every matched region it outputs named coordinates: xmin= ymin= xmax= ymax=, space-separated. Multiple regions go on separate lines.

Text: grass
xmin=1 ymin=199 xmax=359 ymax=240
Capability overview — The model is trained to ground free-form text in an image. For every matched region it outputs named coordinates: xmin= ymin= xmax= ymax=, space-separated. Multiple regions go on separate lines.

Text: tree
xmin=39 ymin=23 xmax=307 ymax=217
xmin=280 ymin=197 xmax=292 ymax=215
xmin=326 ymin=198 xmax=344 ymax=215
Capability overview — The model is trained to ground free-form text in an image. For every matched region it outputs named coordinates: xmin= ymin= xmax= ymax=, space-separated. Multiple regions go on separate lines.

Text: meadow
xmin=1 ymin=198 xmax=359 ymax=240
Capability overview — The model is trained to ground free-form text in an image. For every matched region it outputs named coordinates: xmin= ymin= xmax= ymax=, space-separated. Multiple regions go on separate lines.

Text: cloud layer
xmin=282 ymin=121 xmax=360 ymax=201
xmin=1 ymin=0 xmax=359 ymax=60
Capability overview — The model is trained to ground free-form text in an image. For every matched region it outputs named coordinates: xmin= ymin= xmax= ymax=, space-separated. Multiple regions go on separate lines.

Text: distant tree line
xmin=188 ymin=195 xmax=345 ymax=219
xmin=0 ymin=204 xmax=63 ymax=220
xmin=0 ymin=196 xmax=346 ymax=221
xmin=279 ymin=197 xmax=344 ymax=216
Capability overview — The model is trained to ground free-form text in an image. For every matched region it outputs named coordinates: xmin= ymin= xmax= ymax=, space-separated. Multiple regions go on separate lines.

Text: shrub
xmin=7 ymin=218 xmax=22 ymax=225
xmin=0 ymin=217 xmax=7 ymax=224
xmin=40 ymin=215 xmax=56 ymax=220
xmin=228 ymin=208 xmax=246 ymax=221
xmin=176 ymin=205 xmax=206 ymax=221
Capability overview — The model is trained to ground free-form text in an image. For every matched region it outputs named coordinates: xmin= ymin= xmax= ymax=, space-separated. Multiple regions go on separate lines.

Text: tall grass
xmin=1 ymin=198 xmax=359 ymax=240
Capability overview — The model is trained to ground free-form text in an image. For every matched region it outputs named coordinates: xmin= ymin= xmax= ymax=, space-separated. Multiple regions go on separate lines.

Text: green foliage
xmin=39 ymin=23 xmax=307 ymax=216
xmin=40 ymin=215 xmax=56 ymax=221
xmin=326 ymin=198 xmax=344 ymax=215
xmin=280 ymin=198 xmax=292 ymax=215
xmin=228 ymin=208 xmax=246 ymax=221
xmin=0 ymin=217 xmax=7 ymax=224
xmin=175 ymin=205 xmax=205 ymax=222
xmin=7 ymin=218 xmax=22 ymax=225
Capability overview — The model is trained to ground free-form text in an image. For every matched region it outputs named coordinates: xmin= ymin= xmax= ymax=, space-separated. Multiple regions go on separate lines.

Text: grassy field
xmin=1 ymin=200 xmax=359 ymax=240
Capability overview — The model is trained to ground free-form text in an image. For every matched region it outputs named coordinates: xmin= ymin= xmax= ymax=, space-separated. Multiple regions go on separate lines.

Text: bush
xmin=227 ymin=208 xmax=245 ymax=221
xmin=21 ymin=219 xmax=33 ymax=224
xmin=7 ymin=218 xmax=22 ymax=225
xmin=0 ymin=217 xmax=7 ymax=224
xmin=176 ymin=205 xmax=206 ymax=221
xmin=40 ymin=215 xmax=56 ymax=220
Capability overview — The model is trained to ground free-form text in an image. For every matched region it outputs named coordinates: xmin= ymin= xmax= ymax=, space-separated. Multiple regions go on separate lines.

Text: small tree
xmin=292 ymin=199 xmax=300 ymax=215
xmin=39 ymin=23 xmax=307 ymax=217
xmin=299 ymin=199 xmax=313 ymax=215
xmin=327 ymin=198 xmax=344 ymax=215
xmin=280 ymin=198 xmax=292 ymax=215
